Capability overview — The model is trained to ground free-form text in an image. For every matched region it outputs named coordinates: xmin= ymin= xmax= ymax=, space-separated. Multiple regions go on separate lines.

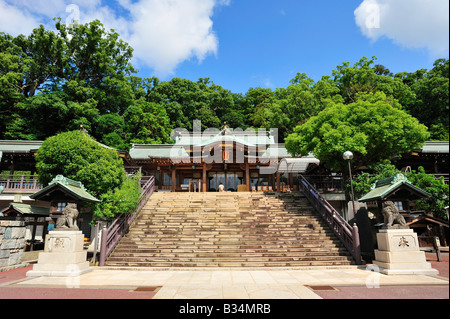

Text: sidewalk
xmin=0 ymin=253 xmax=448 ymax=300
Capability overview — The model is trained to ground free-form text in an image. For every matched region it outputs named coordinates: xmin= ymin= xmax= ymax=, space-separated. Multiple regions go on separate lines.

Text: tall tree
xmin=397 ymin=58 xmax=449 ymax=140
xmin=35 ymin=130 xmax=124 ymax=197
xmin=264 ymin=74 xmax=343 ymax=140
xmin=285 ymin=92 xmax=430 ymax=172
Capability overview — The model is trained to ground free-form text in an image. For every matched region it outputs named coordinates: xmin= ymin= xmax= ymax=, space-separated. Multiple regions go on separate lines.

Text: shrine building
xmin=127 ymin=124 xmax=319 ymax=193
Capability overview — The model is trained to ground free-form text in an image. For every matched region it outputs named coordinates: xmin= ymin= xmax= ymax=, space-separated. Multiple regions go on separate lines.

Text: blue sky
xmin=1 ymin=0 xmax=448 ymax=93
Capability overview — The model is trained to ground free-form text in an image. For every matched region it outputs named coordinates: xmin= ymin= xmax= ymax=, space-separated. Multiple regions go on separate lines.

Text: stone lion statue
xmin=381 ymin=201 xmax=408 ymax=229
xmin=55 ymin=203 xmax=79 ymax=231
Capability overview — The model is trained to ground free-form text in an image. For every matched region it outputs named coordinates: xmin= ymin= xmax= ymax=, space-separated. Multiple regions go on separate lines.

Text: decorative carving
xmin=55 ymin=203 xmax=79 ymax=231
xmin=381 ymin=201 xmax=408 ymax=229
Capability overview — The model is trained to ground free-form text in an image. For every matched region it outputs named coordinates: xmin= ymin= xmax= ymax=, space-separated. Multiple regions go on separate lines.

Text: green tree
xmin=352 ymin=163 xmax=402 ymax=198
xmin=397 ymin=59 xmax=449 ymax=140
xmin=53 ymin=19 xmax=136 ymax=114
xmin=5 ymin=91 xmax=99 ymax=140
xmin=35 ymin=130 xmax=125 ymax=197
xmin=285 ymin=92 xmax=430 ymax=171
xmin=240 ymin=87 xmax=274 ymax=128
xmin=332 ymin=56 xmax=416 ymax=109
xmin=0 ymin=33 xmax=29 ymax=136
xmin=0 ymin=19 xmax=136 ymax=140
xmin=123 ymin=98 xmax=172 ymax=145
xmin=94 ymin=174 xmax=142 ymax=220
xmin=406 ymin=167 xmax=449 ymax=220
xmin=264 ymin=74 xmax=343 ymax=140
xmin=94 ymin=113 xmax=127 ymax=150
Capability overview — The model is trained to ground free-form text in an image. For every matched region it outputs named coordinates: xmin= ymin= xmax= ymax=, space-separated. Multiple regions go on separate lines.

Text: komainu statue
xmin=55 ymin=203 xmax=80 ymax=231
xmin=381 ymin=201 xmax=408 ymax=229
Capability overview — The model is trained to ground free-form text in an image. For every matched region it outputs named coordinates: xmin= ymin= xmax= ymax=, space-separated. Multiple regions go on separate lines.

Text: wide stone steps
xmin=105 ymin=192 xmax=354 ymax=267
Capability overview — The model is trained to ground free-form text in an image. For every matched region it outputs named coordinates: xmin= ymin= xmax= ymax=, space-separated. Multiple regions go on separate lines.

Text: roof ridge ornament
xmin=49 ymin=175 xmax=87 ymax=191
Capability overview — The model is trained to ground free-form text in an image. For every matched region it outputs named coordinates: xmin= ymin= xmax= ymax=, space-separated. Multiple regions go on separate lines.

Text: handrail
xmin=99 ymin=176 xmax=155 ymax=266
xmin=298 ymin=174 xmax=362 ymax=265
xmin=0 ymin=175 xmax=43 ymax=192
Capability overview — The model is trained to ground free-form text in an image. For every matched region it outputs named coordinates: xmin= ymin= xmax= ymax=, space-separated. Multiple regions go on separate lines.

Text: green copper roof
xmin=358 ymin=174 xmax=430 ymax=202
xmin=0 ymin=203 xmax=50 ymax=216
xmin=30 ymin=175 xmax=100 ymax=203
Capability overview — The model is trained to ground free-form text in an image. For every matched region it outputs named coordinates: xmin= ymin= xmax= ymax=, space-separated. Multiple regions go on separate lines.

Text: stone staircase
xmin=105 ymin=192 xmax=354 ymax=267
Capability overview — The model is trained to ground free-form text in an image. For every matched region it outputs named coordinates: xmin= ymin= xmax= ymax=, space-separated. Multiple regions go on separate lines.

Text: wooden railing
xmin=0 ymin=175 xmax=43 ymax=192
xmin=303 ymin=175 xmax=345 ymax=192
xmin=99 ymin=176 xmax=155 ymax=266
xmin=298 ymin=174 xmax=362 ymax=265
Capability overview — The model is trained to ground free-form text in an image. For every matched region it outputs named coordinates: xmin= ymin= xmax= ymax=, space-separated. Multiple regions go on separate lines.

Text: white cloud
xmin=121 ymin=0 xmax=228 ymax=77
xmin=355 ymin=0 xmax=449 ymax=57
xmin=0 ymin=0 xmax=229 ymax=77
xmin=0 ymin=0 xmax=41 ymax=35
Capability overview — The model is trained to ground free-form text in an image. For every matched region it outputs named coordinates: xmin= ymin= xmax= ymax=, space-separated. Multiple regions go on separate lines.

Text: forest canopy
xmin=1 ymin=19 xmax=448 ymax=153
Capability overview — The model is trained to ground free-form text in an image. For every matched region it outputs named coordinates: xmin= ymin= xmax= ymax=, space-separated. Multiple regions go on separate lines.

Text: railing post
xmin=352 ymin=223 xmax=361 ymax=265
xmin=99 ymin=227 xmax=108 ymax=266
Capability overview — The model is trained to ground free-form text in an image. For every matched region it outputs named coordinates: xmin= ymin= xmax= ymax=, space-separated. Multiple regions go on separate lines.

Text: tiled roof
xmin=30 ymin=175 xmax=100 ymax=203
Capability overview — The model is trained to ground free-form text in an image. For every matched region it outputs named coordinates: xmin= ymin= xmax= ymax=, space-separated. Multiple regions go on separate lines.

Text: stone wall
xmin=0 ymin=220 xmax=26 ymax=270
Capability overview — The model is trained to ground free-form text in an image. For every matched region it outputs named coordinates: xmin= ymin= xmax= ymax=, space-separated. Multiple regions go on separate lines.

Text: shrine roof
xmin=358 ymin=174 xmax=430 ymax=202
xmin=0 ymin=203 xmax=50 ymax=216
xmin=30 ymin=175 xmax=100 ymax=203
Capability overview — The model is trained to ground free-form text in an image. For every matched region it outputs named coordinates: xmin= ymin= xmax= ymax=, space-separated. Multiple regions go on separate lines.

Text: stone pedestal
xmin=27 ymin=231 xmax=92 ymax=277
xmin=373 ymin=229 xmax=438 ymax=275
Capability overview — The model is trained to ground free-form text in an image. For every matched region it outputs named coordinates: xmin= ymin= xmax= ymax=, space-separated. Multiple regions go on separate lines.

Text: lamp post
xmin=343 ymin=151 xmax=356 ymax=218
xmin=343 ymin=151 xmax=361 ymax=265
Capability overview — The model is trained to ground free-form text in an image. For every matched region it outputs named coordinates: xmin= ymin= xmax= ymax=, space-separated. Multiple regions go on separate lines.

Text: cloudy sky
xmin=0 ymin=0 xmax=448 ymax=93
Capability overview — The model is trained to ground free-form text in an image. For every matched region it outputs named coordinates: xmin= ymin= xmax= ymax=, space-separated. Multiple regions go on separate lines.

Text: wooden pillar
xmin=202 ymin=163 xmax=207 ymax=192
xmin=9 ymin=158 xmax=14 ymax=179
xmin=289 ymin=173 xmax=293 ymax=189
xmin=245 ymin=160 xmax=250 ymax=192
xmin=277 ymin=172 xmax=281 ymax=192
xmin=171 ymin=167 xmax=176 ymax=192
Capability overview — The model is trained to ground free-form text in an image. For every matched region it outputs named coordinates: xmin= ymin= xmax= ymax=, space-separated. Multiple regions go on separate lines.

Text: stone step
xmin=109 ymin=256 xmax=353 ymax=263
xmin=106 ymin=192 xmax=354 ymax=267
xmin=112 ymin=247 xmax=349 ymax=254
xmin=105 ymin=260 xmax=352 ymax=268
xmin=110 ymin=251 xmax=349 ymax=259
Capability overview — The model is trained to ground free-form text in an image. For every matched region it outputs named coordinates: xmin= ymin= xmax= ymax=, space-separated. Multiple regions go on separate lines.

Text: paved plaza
xmin=0 ymin=253 xmax=447 ymax=300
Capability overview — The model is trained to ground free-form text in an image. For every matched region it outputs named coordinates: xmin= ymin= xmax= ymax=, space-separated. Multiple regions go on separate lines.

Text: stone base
xmin=26 ymin=231 xmax=91 ymax=277
xmin=26 ymin=261 xmax=92 ymax=277
xmin=373 ymin=229 xmax=438 ymax=276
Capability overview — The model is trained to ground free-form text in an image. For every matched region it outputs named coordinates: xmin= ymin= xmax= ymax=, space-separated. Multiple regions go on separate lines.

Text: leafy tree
xmin=285 ymin=92 xmax=430 ymax=171
xmin=240 ymin=87 xmax=274 ymax=128
xmin=148 ymin=77 xmax=237 ymax=130
xmin=352 ymin=163 xmax=403 ymax=198
xmin=406 ymin=167 xmax=449 ymax=220
xmin=397 ymin=59 xmax=449 ymax=140
xmin=0 ymin=33 xmax=28 ymax=136
xmin=263 ymin=74 xmax=343 ymax=140
xmin=35 ymin=130 xmax=125 ymax=197
xmin=5 ymin=91 xmax=99 ymax=140
xmin=332 ymin=56 xmax=416 ymax=109
xmin=53 ymin=19 xmax=136 ymax=114
xmin=94 ymin=174 xmax=142 ymax=220
xmin=94 ymin=113 xmax=127 ymax=150
xmin=0 ymin=19 xmax=136 ymax=140
xmin=123 ymin=99 xmax=172 ymax=145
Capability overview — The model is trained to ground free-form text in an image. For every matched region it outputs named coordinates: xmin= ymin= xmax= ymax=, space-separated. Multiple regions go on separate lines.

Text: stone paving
xmin=12 ymin=264 xmax=448 ymax=299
